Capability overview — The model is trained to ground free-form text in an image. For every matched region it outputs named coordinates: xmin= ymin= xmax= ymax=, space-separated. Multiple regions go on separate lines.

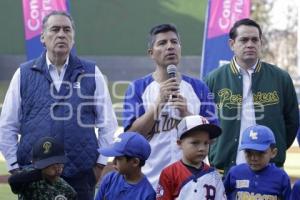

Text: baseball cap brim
xmin=239 ymin=144 xmax=270 ymax=151
xmin=181 ymin=124 xmax=222 ymax=139
xmin=34 ymin=155 xmax=66 ymax=169
xmin=98 ymin=147 xmax=124 ymax=157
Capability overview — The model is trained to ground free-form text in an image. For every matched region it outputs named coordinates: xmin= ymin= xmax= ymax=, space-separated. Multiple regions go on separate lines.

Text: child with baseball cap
xmin=224 ymin=125 xmax=291 ymax=200
xmin=95 ymin=131 xmax=156 ymax=200
xmin=156 ymin=115 xmax=226 ymax=200
xmin=8 ymin=136 xmax=77 ymax=200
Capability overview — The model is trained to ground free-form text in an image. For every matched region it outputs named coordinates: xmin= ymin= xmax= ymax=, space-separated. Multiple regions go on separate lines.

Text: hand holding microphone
xmin=160 ymin=65 xmax=181 ymax=119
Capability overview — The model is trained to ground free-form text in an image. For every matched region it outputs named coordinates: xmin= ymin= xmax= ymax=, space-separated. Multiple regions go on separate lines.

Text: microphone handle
xmin=168 ymin=72 xmax=178 ymax=99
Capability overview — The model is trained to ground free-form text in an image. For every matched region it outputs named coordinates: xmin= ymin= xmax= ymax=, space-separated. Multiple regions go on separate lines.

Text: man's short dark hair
xmin=148 ymin=23 xmax=180 ymax=48
xmin=42 ymin=11 xmax=75 ymax=32
xmin=229 ymin=18 xmax=262 ymax=40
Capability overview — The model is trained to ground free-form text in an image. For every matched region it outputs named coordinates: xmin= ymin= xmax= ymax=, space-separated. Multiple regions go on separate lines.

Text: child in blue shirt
xmin=95 ymin=131 xmax=155 ymax=200
xmin=224 ymin=125 xmax=291 ymax=200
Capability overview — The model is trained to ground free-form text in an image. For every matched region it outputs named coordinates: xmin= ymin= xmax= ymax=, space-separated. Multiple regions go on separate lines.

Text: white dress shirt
xmin=0 ymin=54 xmax=118 ymax=171
xmin=235 ymin=58 xmax=257 ymax=164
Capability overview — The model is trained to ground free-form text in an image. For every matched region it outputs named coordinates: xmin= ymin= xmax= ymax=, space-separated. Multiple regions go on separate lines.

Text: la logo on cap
xmin=249 ymin=130 xmax=258 ymax=140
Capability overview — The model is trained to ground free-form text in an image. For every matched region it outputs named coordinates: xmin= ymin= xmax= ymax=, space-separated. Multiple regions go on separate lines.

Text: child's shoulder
xmin=228 ymin=163 xmax=249 ymax=172
xmin=226 ymin=163 xmax=252 ymax=178
xmin=266 ymin=163 xmax=290 ymax=178
xmin=161 ymin=160 xmax=188 ymax=174
xmin=228 ymin=163 xmax=289 ymax=178
xmin=102 ymin=170 xmax=121 ymax=182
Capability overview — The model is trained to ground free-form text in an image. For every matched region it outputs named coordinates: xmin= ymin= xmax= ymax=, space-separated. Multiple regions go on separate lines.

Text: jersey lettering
xmin=203 ymin=184 xmax=216 ymax=200
xmin=153 ymin=115 xmax=179 ymax=134
xmin=237 ymin=191 xmax=278 ymax=200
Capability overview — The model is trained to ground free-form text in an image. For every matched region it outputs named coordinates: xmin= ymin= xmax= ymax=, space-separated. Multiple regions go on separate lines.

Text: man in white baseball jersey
xmin=122 ymin=24 xmax=218 ymax=189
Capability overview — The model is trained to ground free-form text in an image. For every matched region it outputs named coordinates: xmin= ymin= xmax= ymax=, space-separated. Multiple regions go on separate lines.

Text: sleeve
xmin=199 ymin=83 xmax=219 ymax=125
xmin=122 ymin=81 xmax=145 ymax=131
xmin=204 ymin=72 xmax=213 ymax=92
xmin=94 ymin=66 xmax=118 ymax=165
xmin=94 ymin=173 xmax=112 ymax=200
xmin=214 ymin=171 xmax=227 ymax=200
xmin=57 ymin=178 xmax=77 ymax=200
xmin=156 ymin=169 xmax=174 ymax=200
xmin=281 ymin=172 xmax=291 ymax=200
xmin=0 ymin=68 xmax=21 ymax=171
xmin=223 ymin=169 xmax=235 ymax=199
xmin=290 ymin=180 xmax=300 ymax=200
xmin=65 ymin=186 xmax=77 ymax=200
xmin=283 ymin=72 xmax=299 ymax=148
xmin=146 ymin=192 xmax=156 ymax=200
xmin=8 ymin=169 xmax=42 ymax=194
xmin=191 ymin=78 xmax=218 ymax=126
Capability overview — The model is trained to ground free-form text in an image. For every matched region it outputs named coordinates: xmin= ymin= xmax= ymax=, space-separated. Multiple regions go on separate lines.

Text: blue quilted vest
xmin=18 ymin=51 xmax=99 ymax=177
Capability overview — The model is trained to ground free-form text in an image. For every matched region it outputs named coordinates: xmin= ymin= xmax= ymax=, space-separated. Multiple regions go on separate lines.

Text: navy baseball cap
xmin=32 ymin=137 xmax=66 ymax=169
xmin=98 ymin=132 xmax=151 ymax=161
xmin=239 ymin=125 xmax=276 ymax=151
xmin=177 ymin=115 xmax=222 ymax=139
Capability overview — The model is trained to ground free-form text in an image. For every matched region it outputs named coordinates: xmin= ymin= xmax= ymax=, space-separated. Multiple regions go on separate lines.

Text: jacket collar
xmin=30 ymin=50 xmax=83 ymax=72
xmin=230 ymin=58 xmax=262 ymax=75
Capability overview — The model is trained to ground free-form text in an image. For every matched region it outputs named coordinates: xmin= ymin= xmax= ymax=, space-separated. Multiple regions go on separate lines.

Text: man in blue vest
xmin=0 ymin=11 xmax=118 ymax=199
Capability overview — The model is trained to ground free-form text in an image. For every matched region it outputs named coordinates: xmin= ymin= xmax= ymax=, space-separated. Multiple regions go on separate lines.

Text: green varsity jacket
xmin=205 ymin=59 xmax=299 ymax=174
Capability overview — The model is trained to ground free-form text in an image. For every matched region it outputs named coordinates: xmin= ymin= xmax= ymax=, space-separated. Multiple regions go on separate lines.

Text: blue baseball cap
xmin=239 ymin=125 xmax=276 ymax=151
xmin=98 ymin=132 xmax=151 ymax=161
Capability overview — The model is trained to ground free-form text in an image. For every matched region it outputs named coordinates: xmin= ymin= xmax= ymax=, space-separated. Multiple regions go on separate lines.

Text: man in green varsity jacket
xmin=205 ymin=18 xmax=299 ymax=175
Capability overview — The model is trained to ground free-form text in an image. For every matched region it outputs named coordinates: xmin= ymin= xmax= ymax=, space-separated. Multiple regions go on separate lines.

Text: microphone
xmin=167 ymin=65 xmax=178 ymax=99
xmin=163 ymin=64 xmax=181 ymax=120
xmin=167 ymin=64 xmax=177 ymax=79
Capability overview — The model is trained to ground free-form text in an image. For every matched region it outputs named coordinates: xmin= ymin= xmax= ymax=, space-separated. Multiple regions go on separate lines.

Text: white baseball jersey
xmin=156 ymin=161 xmax=226 ymax=200
xmin=123 ymin=74 xmax=218 ymax=189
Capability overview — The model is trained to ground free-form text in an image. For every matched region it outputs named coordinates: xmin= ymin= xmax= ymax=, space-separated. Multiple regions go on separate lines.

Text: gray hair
xmin=42 ymin=11 xmax=75 ymax=31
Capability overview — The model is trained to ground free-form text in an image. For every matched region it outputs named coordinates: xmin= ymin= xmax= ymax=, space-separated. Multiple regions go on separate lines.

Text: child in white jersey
xmin=156 ymin=115 xmax=226 ymax=200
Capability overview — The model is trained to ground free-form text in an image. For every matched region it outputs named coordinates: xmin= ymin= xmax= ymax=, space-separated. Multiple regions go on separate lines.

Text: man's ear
xmin=40 ymin=33 xmax=45 ymax=45
xmin=148 ymin=48 xmax=153 ymax=56
xmin=228 ymin=39 xmax=234 ymax=51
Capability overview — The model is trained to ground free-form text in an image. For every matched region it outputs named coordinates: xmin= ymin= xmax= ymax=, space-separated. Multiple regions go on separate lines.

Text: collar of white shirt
xmin=233 ymin=57 xmax=257 ymax=74
xmin=45 ymin=52 xmax=69 ymax=70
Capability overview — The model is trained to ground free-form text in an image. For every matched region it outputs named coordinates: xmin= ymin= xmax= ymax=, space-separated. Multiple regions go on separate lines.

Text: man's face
xmin=40 ymin=15 xmax=74 ymax=59
xmin=229 ymin=25 xmax=262 ymax=67
xmin=148 ymin=31 xmax=181 ymax=68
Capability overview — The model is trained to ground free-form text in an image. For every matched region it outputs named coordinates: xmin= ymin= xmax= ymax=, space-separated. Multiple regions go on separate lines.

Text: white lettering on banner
xmin=231 ymin=0 xmax=244 ymax=24
xmin=27 ymin=0 xmax=54 ymax=32
xmin=218 ymin=0 xmax=244 ymax=31
xmin=27 ymin=0 xmax=40 ymax=31
xmin=219 ymin=0 xmax=231 ymax=30
xmin=41 ymin=0 xmax=52 ymax=19
xmin=234 ymin=0 xmax=243 ymax=13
